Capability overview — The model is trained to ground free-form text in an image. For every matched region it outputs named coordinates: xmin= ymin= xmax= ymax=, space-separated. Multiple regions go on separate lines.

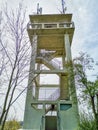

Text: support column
xmin=62 ymin=55 xmax=66 ymax=69
xmin=42 ymin=103 xmax=45 ymax=130
xmin=58 ymin=34 xmax=79 ymax=129
xmin=35 ymin=64 xmax=40 ymax=100
xmin=59 ymin=34 xmax=71 ymax=100
xmin=23 ymin=35 xmax=37 ymax=129
xmin=57 ymin=103 xmax=61 ymax=130
xmin=64 ymin=34 xmax=78 ymax=103
xmin=64 ymin=34 xmax=72 ymax=62
xmin=60 ymin=75 xmax=69 ymax=100
xmin=64 ymin=34 xmax=72 ymax=97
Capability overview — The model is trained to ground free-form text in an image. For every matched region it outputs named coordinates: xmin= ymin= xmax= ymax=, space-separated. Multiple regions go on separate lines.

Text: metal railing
xmin=27 ymin=22 xmax=74 ymax=29
xmin=38 ymin=88 xmax=60 ymax=101
xmin=46 ymin=88 xmax=60 ymax=101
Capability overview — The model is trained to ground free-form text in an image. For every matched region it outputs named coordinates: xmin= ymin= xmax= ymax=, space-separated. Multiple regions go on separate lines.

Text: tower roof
xmin=29 ymin=14 xmax=72 ymax=23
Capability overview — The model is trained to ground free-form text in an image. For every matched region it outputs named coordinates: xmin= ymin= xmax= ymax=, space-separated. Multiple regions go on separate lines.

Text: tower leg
xmin=64 ymin=34 xmax=72 ymax=62
xmin=23 ymin=35 xmax=38 ymax=129
xmin=35 ymin=64 xmax=40 ymax=100
xmin=61 ymin=34 xmax=79 ymax=129
xmin=60 ymin=75 xmax=69 ymax=100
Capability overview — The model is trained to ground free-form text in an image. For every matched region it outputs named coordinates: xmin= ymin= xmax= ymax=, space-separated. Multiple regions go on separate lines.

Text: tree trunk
xmin=90 ymin=96 xmax=98 ymax=130
xmin=96 ymin=94 xmax=98 ymax=130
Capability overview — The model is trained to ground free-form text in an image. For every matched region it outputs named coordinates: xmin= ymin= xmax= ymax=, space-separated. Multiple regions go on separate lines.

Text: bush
xmin=78 ymin=114 xmax=96 ymax=130
xmin=4 ymin=119 xmax=21 ymax=130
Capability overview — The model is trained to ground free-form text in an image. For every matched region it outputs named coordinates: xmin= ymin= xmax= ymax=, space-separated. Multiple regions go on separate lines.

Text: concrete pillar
xmin=23 ymin=35 xmax=37 ymax=129
xmin=57 ymin=103 xmax=61 ymax=130
xmin=64 ymin=34 xmax=72 ymax=99
xmin=62 ymin=55 xmax=65 ymax=69
xmin=35 ymin=64 xmax=40 ymax=100
xmin=64 ymin=34 xmax=78 ymax=103
xmin=60 ymin=75 xmax=69 ymax=100
xmin=64 ymin=34 xmax=72 ymax=62
xmin=42 ymin=103 xmax=45 ymax=130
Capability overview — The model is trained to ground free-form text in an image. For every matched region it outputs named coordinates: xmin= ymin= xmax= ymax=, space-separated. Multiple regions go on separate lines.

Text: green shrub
xmin=4 ymin=119 xmax=21 ymax=130
xmin=78 ymin=114 xmax=96 ymax=130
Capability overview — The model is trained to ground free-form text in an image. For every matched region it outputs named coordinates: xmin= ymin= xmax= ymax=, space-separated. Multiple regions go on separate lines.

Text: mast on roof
xmin=37 ymin=3 xmax=42 ymax=14
xmin=61 ymin=0 xmax=67 ymax=14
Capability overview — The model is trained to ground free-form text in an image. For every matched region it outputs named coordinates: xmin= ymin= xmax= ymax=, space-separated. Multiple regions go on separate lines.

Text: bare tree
xmin=0 ymin=2 xmax=33 ymax=130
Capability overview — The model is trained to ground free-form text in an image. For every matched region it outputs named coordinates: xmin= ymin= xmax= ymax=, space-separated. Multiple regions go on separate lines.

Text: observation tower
xmin=23 ymin=3 xmax=79 ymax=130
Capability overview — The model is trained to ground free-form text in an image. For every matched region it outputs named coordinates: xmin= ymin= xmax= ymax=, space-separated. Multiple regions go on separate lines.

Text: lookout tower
xmin=23 ymin=13 xmax=79 ymax=130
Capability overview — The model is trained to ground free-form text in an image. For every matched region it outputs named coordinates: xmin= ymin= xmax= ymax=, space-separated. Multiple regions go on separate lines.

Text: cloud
xmin=70 ymin=0 xmax=98 ymax=61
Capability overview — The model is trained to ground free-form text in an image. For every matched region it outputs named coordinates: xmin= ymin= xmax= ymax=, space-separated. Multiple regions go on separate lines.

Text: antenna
xmin=37 ymin=3 xmax=42 ymax=14
xmin=61 ymin=0 xmax=67 ymax=14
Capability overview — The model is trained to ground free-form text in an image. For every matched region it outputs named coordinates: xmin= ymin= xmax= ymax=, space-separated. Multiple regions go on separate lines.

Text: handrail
xmin=38 ymin=88 xmax=60 ymax=101
xmin=27 ymin=22 xmax=74 ymax=29
xmin=47 ymin=88 xmax=60 ymax=101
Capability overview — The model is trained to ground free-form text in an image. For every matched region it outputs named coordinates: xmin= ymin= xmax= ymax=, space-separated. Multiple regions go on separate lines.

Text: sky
xmin=0 ymin=0 xmax=98 ymax=120
xmin=0 ymin=0 xmax=98 ymax=72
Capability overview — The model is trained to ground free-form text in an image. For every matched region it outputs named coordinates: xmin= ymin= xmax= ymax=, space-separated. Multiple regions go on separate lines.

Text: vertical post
xmin=64 ymin=34 xmax=72 ymax=62
xmin=23 ymin=35 xmax=37 ymax=129
xmin=60 ymin=75 xmax=69 ymax=100
xmin=64 ymin=34 xmax=72 ymax=98
xmin=61 ymin=0 xmax=65 ymax=14
xmin=57 ymin=103 xmax=61 ymax=130
xmin=62 ymin=34 xmax=72 ymax=100
xmin=62 ymin=55 xmax=66 ymax=69
xmin=41 ymin=103 xmax=45 ymax=130
xmin=35 ymin=64 xmax=40 ymax=100
xmin=64 ymin=34 xmax=77 ymax=102
xmin=63 ymin=34 xmax=79 ymax=128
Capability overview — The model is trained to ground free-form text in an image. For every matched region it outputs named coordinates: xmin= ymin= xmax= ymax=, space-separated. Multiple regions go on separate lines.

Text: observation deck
xmin=27 ymin=14 xmax=75 ymax=55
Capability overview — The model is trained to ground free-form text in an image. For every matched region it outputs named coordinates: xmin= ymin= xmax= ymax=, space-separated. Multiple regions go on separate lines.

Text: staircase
xmin=36 ymin=51 xmax=61 ymax=113
xmin=45 ymin=88 xmax=60 ymax=113
xmin=46 ymin=88 xmax=60 ymax=101
xmin=36 ymin=52 xmax=61 ymax=70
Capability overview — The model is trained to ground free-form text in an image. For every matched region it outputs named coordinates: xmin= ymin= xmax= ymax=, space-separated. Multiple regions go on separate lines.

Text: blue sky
xmin=0 ymin=0 xmax=98 ymax=120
